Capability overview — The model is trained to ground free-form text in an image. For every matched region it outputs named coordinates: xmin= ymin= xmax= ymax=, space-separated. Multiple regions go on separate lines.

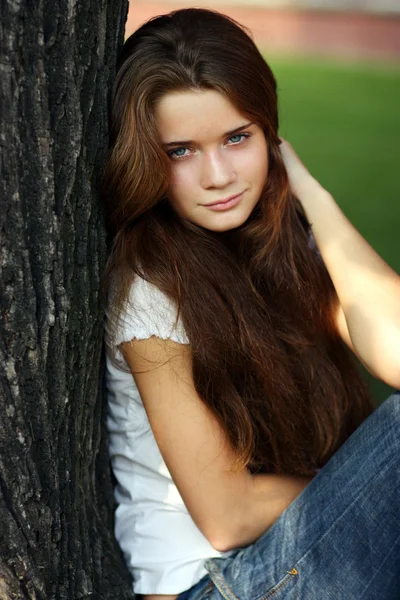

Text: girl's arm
xmin=280 ymin=139 xmax=400 ymax=389
xmin=121 ymin=337 xmax=312 ymax=553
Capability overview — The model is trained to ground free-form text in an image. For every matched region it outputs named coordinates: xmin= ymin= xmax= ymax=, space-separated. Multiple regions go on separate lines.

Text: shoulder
xmin=107 ymin=274 xmax=190 ymax=351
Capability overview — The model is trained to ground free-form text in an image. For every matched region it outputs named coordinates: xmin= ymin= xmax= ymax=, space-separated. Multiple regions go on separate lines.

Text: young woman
xmin=102 ymin=8 xmax=400 ymax=600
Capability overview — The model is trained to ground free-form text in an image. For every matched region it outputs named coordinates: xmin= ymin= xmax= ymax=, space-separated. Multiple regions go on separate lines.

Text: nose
xmin=200 ymin=149 xmax=237 ymax=189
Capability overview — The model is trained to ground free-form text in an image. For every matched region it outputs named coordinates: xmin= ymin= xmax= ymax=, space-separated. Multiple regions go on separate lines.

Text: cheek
xmin=240 ymin=146 xmax=268 ymax=181
xmin=168 ymin=166 xmax=195 ymax=199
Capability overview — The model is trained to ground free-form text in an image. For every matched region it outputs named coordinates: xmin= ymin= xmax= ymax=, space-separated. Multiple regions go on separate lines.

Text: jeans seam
xmin=191 ymin=581 xmax=213 ymax=600
xmin=259 ymin=569 xmax=299 ymax=600
xmin=205 ymin=560 xmax=241 ymax=600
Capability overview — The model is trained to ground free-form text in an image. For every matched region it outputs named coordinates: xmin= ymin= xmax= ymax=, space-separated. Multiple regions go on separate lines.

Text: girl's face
xmin=155 ymin=89 xmax=269 ymax=232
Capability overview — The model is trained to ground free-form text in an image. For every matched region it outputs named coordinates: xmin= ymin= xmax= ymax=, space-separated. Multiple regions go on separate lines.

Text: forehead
xmin=154 ymin=89 xmax=248 ymax=142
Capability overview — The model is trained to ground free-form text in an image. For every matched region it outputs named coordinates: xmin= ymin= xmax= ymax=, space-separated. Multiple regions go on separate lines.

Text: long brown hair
xmin=101 ymin=8 xmax=373 ymax=477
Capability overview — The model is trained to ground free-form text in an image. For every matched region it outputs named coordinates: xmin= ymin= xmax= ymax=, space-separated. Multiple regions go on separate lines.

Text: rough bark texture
xmin=0 ymin=1 xmax=135 ymax=598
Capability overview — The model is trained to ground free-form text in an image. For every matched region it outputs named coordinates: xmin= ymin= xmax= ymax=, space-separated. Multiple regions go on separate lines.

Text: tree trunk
xmin=0 ymin=1 xmax=135 ymax=598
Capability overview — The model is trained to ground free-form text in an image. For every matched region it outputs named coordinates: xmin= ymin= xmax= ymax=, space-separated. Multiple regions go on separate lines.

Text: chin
xmin=201 ymin=207 xmax=255 ymax=232
xmin=208 ymin=221 xmax=244 ymax=233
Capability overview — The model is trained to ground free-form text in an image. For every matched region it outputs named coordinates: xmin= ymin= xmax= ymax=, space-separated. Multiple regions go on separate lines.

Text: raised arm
xmin=280 ymin=139 xmax=400 ymax=389
xmin=120 ymin=336 xmax=312 ymax=552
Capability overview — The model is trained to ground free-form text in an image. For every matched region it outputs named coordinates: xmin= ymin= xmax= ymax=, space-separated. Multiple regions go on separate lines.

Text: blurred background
xmin=126 ymin=1 xmax=400 ymax=405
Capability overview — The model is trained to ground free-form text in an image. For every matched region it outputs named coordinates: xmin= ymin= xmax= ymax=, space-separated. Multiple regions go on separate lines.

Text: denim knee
xmin=367 ymin=389 xmax=400 ymax=462
xmin=375 ymin=389 xmax=400 ymax=421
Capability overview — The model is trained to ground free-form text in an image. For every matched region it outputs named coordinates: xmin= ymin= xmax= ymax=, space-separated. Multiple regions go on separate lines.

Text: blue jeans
xmin=177 ymin=390 xmax=400 ymax=600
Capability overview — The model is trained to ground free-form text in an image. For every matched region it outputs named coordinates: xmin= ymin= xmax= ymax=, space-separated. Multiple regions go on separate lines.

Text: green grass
xmin=265 ymin=54 xmax=400 ymax=405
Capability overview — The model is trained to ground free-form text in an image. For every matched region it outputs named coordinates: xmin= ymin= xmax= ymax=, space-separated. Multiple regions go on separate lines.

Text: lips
xmin=206 ymin=192 xmax=243 ymax=207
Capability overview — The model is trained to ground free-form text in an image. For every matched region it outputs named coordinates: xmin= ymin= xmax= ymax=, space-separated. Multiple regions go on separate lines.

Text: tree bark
xmin=0 ymin=1 xmax=134 ymax=598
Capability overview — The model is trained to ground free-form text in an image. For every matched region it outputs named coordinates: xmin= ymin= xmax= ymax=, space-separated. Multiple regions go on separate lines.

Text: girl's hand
xmin=279 ymin=137 xmax=325 ymax=199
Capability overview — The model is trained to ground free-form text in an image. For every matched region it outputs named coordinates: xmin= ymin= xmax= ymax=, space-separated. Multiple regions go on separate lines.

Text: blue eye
xmin=168 ymin=147 xmax=188 ymax=159
xmin=167 ymin=133 xmax=250 ymax=160
xmin=228 ymin=133 xmax=250 ymax=145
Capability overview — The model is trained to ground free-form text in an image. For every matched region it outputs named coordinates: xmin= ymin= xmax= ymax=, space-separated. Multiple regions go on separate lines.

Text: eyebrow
xmin=162 ymin=122 xmax=255 ymax=148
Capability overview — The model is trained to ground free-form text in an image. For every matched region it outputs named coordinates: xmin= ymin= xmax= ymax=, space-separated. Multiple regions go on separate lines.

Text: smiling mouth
xmin=206 ymin=192 xmax=244 ymax=207
xmin=204 ymin=191 xmax=245 ymax=211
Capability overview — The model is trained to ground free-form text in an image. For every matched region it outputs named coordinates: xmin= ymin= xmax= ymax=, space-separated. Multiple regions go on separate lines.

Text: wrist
xmin=291 ymin=175 xmax=327 ymax=203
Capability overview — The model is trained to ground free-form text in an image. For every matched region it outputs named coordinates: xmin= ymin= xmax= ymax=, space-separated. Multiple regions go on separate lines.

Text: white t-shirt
xmin=105 ymin=275 xmax=233 ymax=595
